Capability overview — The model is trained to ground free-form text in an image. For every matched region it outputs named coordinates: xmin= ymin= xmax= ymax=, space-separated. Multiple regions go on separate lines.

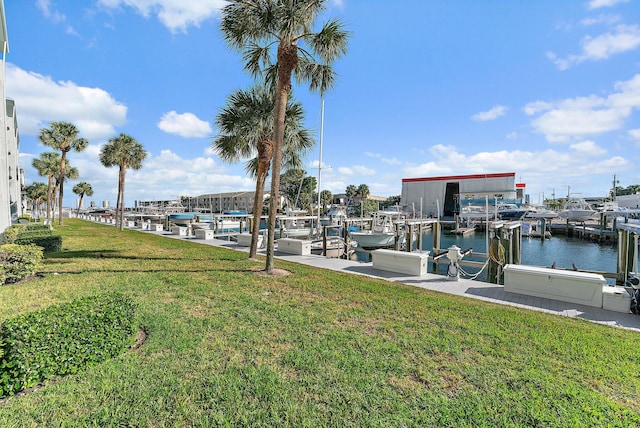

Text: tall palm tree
xmin=52 ymin=165 xmax=80 ymax=222
xmin=32 ymin=151 xmax=61 ymax=223
xmin=99 ymin=133 xmax=147 ymax=230
xmin=25 ymin=182 xmax=48 ymax=219
xmin=345 ymin=184 xmax=357 ymax=205
xmin=221 ymin=0 xmax=349 ymax=273
xmin=38 ymin=121 xmax=89 ymax=225
xmin=213 ymin=85 xmax=314 ymax=259
xmin=72 ymin=182 xmax=94 ymax=216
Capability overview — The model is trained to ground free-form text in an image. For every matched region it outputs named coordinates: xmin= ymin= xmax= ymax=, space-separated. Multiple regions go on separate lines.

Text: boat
xmin=167 ymin=212 xmax=196 ymax=227
xmin=274 ymin=214 xmax=316 ymax=239
xmin=310 ymin=236 xmax=348 ymax=258
xmin=496 ymin=203 xmax=530 ymax=220
xmin=558 ymin=198 xmax=597 ymax=222
xmin=349 ymin=211 xmax=404 ymax=250
xmin=524 ymin=205 xmax=558 ymax=220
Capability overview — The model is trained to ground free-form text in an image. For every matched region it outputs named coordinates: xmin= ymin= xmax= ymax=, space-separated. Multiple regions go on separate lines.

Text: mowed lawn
xmin=0 ymin=219 xmax=638 ymax=427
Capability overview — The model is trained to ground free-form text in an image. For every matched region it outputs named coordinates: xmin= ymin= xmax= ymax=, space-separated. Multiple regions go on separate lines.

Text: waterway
xmin=355 ymin=230 xmax=620 ymax=284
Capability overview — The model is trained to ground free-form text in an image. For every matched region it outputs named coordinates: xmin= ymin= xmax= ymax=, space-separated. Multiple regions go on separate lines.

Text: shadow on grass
xmin=45 ymin=250 xmax=246 ymax=263
xmin=38 ymin=267 xmax=263 ymax=275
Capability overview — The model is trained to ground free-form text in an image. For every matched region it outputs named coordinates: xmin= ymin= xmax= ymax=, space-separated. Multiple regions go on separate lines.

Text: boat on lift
xmin=558 ymin=198 xmax=596 ymax=222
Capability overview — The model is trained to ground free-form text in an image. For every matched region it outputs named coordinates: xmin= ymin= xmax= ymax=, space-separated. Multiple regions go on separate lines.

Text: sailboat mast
xmin=317 ymin=98 xmax=324 ymax=231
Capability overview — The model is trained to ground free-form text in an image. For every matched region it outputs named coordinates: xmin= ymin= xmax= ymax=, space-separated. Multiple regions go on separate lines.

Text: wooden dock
xmin=451 ymin=227 xmax=475 ymax=236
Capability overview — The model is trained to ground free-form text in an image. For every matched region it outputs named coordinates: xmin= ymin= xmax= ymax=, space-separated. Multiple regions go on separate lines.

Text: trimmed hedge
xmin=0 ymin=293 xmax=137 ymax=397
xmin=2 ymin=224 xmax=27 ymax=245
xmin=14 ymin=235 xmax=62 ymax=254
xmin=0 ymin=244 xmax=43 ymax=284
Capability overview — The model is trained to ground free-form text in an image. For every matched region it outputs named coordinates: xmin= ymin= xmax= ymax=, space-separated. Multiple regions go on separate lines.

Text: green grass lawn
xmin=1 ymin=219 xmax=639 ymax=427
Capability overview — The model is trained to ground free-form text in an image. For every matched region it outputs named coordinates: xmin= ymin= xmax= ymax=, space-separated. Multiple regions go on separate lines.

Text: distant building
xmin=401 ymin=172 xmax=524 ymax=218
xmin=188 ymin=191 xmax=266 ymax=213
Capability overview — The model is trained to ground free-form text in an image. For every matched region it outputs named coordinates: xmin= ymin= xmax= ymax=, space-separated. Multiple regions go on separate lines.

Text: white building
xmin=401 ymin=172 xmax=523 ymax=218
xmin=0 ymin=1 xmax=12 ymax=234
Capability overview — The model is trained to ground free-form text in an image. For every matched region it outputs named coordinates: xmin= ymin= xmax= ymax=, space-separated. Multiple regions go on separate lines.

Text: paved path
xmin=141 ymin=227 xmax=640 ymax=333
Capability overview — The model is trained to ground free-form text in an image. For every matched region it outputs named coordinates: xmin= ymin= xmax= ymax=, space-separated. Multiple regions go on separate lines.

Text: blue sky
xmin=6 ymin=0 xmax=640 ymax=207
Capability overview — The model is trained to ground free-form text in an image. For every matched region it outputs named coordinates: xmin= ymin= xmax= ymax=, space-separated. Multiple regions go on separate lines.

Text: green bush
xmin=14 ymin=236 xmax=62 ymax=254
xmin=0 ymin=244 xmax=43 ymax=284
xmin=0 ymin=293 xmax=137 ymax=397
xmin=2 ymin=224 xmax=27 ymax=244
xmin=17 ymin=214 xmax=31 ymax=223
xmin=25 ymin=223 xmax=52 ymax=232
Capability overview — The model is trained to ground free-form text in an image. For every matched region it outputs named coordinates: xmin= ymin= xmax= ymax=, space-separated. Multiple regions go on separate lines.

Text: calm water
xmin=355 ymin=230 xmax=620 ymax=283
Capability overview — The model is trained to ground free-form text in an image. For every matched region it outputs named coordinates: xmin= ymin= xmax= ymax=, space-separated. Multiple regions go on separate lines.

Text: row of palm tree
xmin=27 ymin=121 xmax=146 ymax=230
xmin=217 ymin=0 xmax=349 ymax=272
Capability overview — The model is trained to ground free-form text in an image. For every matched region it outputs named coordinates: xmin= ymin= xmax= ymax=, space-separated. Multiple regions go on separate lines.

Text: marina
xmin=77 ymin=215 xmax=640 ymax=333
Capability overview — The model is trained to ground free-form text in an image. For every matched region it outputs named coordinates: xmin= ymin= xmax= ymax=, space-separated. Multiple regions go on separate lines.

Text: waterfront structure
xmin=401 ymin=172 xmax=525 ymax=218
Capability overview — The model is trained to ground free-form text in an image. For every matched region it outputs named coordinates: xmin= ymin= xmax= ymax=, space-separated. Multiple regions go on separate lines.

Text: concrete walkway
xmin=141 ymin=227 xmax=640 ymax=333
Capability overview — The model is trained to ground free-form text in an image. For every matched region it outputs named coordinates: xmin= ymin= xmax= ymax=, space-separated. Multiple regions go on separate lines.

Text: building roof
xmin=402 ymin=172 xmax=515 ymax=183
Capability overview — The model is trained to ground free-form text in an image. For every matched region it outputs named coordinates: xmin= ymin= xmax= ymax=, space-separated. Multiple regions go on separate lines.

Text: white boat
xmin=274 ymin=214 xmax=316 ymax=239
xmin=558 ymin=198 xmax=596 ymax=222
xmin=496 ymin=203 xmax=530 ymax=220
xmin=310 ymin=236 xmax=349 ymax=258
xmin=524 ymin=205 xmax=558 ymax=220
xmin=349 ymin=211 xmax=403 ymax=250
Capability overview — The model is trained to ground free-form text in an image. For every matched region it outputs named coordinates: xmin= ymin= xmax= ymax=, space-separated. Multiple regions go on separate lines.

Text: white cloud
xmin=352 ymin=165 xmax=376 ymax=176
xmin=471 ymin=105 xmax=508 ymax=122
xmin=338 ymin=166 xmax=353 ymax=176
xmin=569 ymin=140 xmax=607 ymax=156
xmin=364 ymin=152 xmax=402 ymax=166
xmin=401 ymin=143 xmax=630 ymax=199
xmin=98 ymin=0 xmax=226 ymax=33
xmin=5 ymin=63 xmax=127 ymax=140
xmin=157 ymin=111 xmax=212 ymax=138
xmin=22 ymin=146 xmax=255 ymax=206
xmin=549 ymin=24 xmax=640 ymax=70
xmin=523 ymin=73 xmax=640 ymax=142
xmin=36 ymin=0 xmax=78 ymax=35
xmin=587 ymin=0 xmax=630 ymax=10
xmin=629 ymin=128 xmax=640 ymax=142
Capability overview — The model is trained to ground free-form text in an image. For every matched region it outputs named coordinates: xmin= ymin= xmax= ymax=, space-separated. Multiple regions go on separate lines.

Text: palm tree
xmin=38 ymin=121 xmax=89 ymax=225
xmin=32 ymin=151 xmax=61 ymax=223
xmin=99 ymin=133 xmax=147 ymax=230
xmin=213 ymin=85 xmax=314 ymax=259
xmin=319 ymin=189 xmax=332 ymax=214
xmin=72 ymin=182 xmax=94 ymax=216
xmin=345 ymin=184 xmax=357 ymax=205
xmin=221 ymin=0 xmax=349 ymax=273
xmin=25 ymin=182 xmax=48 ymax=219
xmin=357 ymin=184 xmax=370 ymax=201
xmin=54 ymin=166 xmax=80 ymax=220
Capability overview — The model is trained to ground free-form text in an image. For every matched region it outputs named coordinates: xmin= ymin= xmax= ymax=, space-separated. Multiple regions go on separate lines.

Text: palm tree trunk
xmin=249 ymin=138 xmax=273 ymax=259
xmin=77 ymin=194 xmax=84 ymax=217
xmin=265 ymin=43 xmax=297 ymax=273
xmin=119 ymin=166 xmax=126 ymax=230
xmin=46 ymin=176 xmax=53 ymax=224
xmin=58 ymin=152 xmax=67 ymax=226
xmin=115 ymin=167 xmax=123 ymax=229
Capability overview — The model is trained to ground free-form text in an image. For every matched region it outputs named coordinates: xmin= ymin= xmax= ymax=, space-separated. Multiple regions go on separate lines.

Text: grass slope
xmin=0 ymin=219 xmax=638 ymax=427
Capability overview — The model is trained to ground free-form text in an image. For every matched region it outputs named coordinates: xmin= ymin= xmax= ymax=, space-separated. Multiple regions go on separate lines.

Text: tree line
xmin=25 ymin=121 xmax=147 ymax=230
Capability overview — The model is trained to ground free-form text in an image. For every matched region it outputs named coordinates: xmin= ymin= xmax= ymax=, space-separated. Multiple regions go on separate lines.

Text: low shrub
xmin=2 ymin=224 xmax=27 ymax=245
xmin=0 ymin=293 xmax=137 ymax=397
xmin=14 ymin=236 xmax=62 ymax=254
xmin=25 ymin=223 xmax=52 ymax=232
xmin=17 ymin=214 xmax=31 ymax=223
xmin=0 ymin=244 xmax=43 ymax=284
